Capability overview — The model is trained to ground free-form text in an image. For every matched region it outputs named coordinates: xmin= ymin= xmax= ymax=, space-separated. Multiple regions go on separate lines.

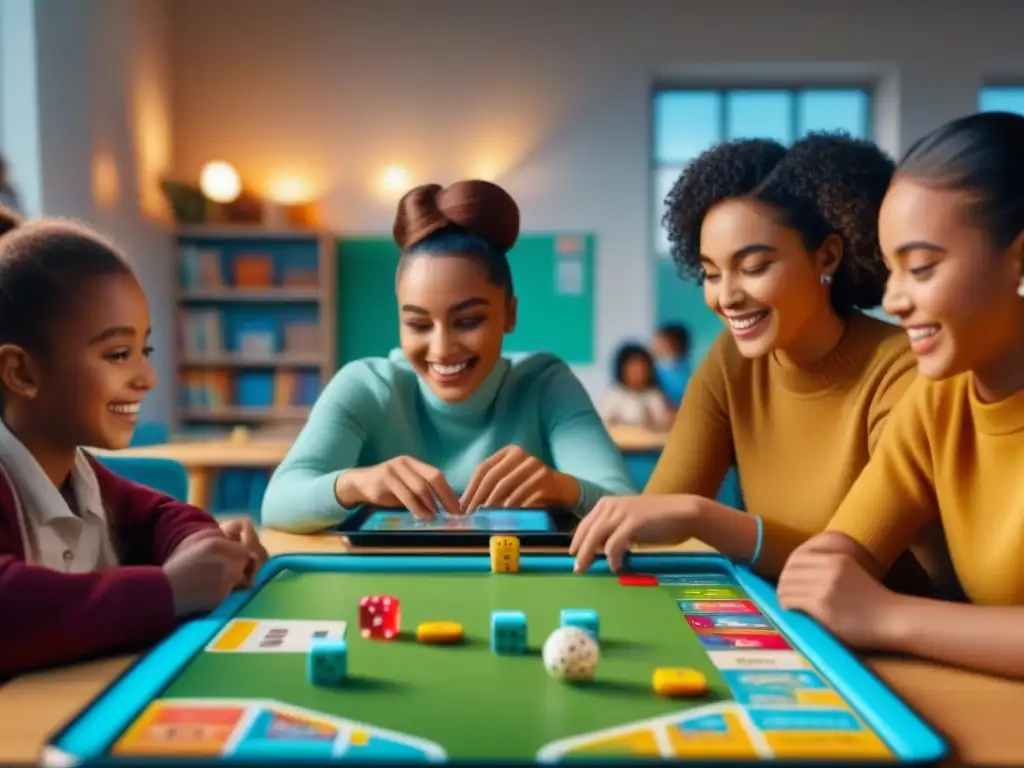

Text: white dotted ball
xmin=542 ymin=626 xmax=599 ymax=680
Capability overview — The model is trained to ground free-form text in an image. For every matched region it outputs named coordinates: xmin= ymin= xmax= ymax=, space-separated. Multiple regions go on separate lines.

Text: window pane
xmin=654 ymin=91 xmax=722 ymax=163
xmin=653 ymin=165 xmax=685 ymax=255
xmin=726 ymin=90 xmax=793 ymax=144
xmin=979 ymin=86 xmax=1024 ymax=116
xmin=797 ymin=89 xmax=869 ymax=138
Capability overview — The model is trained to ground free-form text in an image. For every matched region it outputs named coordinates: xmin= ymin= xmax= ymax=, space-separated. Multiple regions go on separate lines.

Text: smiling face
xmin=879 ymin=177 xmax=1024 ymax=386
xmin=699 ymin=198 xmax=841 ymax=363
xmin=0 ymin=271 xmax=157 ymax=452
xmin=397 ymin=254 xmax=516 ymax=403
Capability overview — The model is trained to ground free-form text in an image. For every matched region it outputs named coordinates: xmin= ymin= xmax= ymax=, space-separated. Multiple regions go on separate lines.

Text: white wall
xmin=168 ymin=0 xmax=1024 ymax=396
xmin=31 ymin=0 xmax=175 ymax=423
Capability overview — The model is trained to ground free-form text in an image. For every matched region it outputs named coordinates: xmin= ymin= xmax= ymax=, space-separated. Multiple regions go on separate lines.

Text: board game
xmin=361 ymin=509 xmax=554 ymax=533
xmin=44 ymin=552 xmax=948 ymax=765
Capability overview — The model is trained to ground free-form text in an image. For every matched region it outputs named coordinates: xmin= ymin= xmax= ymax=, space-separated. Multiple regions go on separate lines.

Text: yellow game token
xmin=416 ymin=621 xmax=464 ymax=644
xmin=652 ymin=667 xmax=708 ymax=697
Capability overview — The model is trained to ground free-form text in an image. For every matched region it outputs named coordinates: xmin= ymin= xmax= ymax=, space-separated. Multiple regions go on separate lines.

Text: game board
xmin=43 ymin=553 xmax=948 ymax=765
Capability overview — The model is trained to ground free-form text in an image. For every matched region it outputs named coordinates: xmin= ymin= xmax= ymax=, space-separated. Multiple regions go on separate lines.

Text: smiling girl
xmin=262 ymin=180 xmax=635 ymax=532
xmin=571 ymin=133 xmax=933 ymax=587
xmin=778 ymin=112 xmax=1024 ymax=678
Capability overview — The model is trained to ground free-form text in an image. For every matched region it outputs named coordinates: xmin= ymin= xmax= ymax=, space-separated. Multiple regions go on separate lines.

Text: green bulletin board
xmin=335 ymin=234 xmax=596 ymax=366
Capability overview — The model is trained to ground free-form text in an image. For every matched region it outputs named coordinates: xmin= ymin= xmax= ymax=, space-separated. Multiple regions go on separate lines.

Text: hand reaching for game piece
xmin=163 ymin=532 xmax=251 ymax=618
xmin=777 ymin=534 xmax=901 ymax=649
xmin=569 ymin=494 xmax=699 ymax=573
xmin=335 ymin=456 xmax=461 ymax=520
xmin=220 ymin=517 xmax=270 ymax=587
xmin=461 ymin=445 xmax=580 ymax=514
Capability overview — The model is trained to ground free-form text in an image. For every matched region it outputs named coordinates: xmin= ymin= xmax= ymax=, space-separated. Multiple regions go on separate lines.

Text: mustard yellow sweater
xmin=646 ymin=313 xmax=917 ymax=569
xmin=827 ymin=373 xmax=1024 ymax=605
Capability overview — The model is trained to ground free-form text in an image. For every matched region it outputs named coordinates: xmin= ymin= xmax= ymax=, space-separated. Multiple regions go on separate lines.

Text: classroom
xmin=0 ymin=0 xmax=1022 ymax=764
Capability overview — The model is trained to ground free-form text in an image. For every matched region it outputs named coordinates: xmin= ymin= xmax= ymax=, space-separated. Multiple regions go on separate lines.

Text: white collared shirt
xmin=0 ymin=418 xmax=117 ymax=573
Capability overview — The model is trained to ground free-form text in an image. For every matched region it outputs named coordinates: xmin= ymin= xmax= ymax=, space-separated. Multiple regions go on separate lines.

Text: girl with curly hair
xmin=262 ymin=180 xmax=635 ymax=531
xmin=572 ymin=133 xmax=936 ymax=589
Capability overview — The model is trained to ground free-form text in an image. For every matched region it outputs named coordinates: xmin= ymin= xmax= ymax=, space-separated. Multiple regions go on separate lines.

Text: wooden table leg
xmin=186 ymin=468 xmax=212 ymax=510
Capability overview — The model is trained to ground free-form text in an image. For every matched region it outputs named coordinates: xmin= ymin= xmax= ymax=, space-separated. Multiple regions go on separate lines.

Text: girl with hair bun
xmin=263 ymin=180 xmax=634 ymax=530
xmin=780 ymin=112 xmax=1024 ymax=679
xmin=571 ymin=132 xmax=935 ymax=590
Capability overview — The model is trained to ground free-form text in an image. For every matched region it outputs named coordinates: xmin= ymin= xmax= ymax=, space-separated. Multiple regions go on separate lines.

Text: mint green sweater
xmin=261 ymin=350 xmax=636 ymax=532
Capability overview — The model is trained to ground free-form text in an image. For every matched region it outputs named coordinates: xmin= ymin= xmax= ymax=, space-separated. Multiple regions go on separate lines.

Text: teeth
xmin=430 ymin=361 xmax=470 ymax=376
xmin=728 ymin=311 xmax=768 ymax=330
xmin=908 ymin=326 xmax=939 ymax=341
xmin=108 ymin=402 xmax=140 ymax=415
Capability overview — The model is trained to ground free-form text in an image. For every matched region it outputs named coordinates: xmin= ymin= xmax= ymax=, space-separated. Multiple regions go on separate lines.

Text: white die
xmin=542 ymin=626 xmax=599 ymax=680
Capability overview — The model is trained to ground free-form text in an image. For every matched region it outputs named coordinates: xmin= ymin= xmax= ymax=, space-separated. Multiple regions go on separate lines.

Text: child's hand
xmin=220 ymin=518 xmax=269 ymax=586
xmin=163 ymin=534 xmax=250 ymax=618
xmin=778 ymin=539 xmax=900 ymax=649
xmin=569 ymin=495 xmax=700 ymax=573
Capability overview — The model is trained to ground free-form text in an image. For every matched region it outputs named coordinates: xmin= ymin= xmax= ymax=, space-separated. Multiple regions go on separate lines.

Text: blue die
xmin=560 ymin=609 xmax=599 ymax=639
xmin=307 ymin=637 xmax=348 ymax=685
xmin=490 ymin=610 xmax=527 ymax=654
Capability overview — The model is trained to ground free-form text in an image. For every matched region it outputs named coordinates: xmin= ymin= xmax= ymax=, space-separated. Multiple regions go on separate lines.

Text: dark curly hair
xmin=662 ymin=132 xmax=896 ymax=316
xmin=613 ymin=342 xmax=657 ymax=388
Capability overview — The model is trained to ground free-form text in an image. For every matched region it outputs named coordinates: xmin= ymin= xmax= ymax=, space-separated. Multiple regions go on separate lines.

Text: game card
xmin=206 ymin=619 xmax=346 ymax=653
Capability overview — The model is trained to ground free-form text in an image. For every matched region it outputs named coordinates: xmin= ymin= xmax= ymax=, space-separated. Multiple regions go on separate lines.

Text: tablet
xmin=337 ymin=506 xmax=576 ymax=547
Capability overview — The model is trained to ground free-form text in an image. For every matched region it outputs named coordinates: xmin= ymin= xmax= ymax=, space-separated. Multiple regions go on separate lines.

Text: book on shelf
xmin=179 ymin=246 xmax=224 ymax=288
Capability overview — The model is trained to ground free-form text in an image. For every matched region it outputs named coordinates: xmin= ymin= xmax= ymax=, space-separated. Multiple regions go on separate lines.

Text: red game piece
xmin=618 ymin=574 xmax=658 ymax=587
xmin=359 ymin=595 xmax=401 ymax=639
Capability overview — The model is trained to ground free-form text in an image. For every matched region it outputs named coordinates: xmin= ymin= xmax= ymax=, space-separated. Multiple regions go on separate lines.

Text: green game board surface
xmin=162 ymin=570 xmax=731 ymax=759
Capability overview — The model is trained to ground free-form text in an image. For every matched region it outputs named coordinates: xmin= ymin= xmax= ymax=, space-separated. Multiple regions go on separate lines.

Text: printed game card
xmin=206 ymin=619 xmax=346 ymax=653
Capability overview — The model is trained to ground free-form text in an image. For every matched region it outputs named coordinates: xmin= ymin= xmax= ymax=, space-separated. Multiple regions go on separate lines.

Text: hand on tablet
xmin=461 ymin=445 xmax=580 ymax=514
xmin=335 ymin=457 xmax=461 ymax=520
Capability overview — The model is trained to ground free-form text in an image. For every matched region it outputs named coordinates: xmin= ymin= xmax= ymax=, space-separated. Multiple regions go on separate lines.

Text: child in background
xmin=651 ymin=323 xmax=692 ymax=408
xmin=600 ymin=343 xmax=673 ymax=431
xmin=0 ymin=208 xmax=267 ymax=678
xmin=779 ymin=112 xmax=1024 ymax=679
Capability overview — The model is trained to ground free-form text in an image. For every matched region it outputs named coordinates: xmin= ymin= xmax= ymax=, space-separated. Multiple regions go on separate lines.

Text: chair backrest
xmin=95 ymin=455 xmax=190 ymax=502
xmin=130 ymin=422 xmax=170 ymax=447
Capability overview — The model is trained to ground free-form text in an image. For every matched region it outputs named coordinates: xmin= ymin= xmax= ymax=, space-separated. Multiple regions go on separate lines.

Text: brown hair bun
xmin=393 ymin=180 xmax=520 ymax=253
xmin=0 ymin=204 xmax=24 ymax=239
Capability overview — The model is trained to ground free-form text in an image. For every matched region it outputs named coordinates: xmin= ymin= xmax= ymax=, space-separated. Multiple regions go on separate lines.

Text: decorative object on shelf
xmin=161 ymin=180 xmax=207 ymax=224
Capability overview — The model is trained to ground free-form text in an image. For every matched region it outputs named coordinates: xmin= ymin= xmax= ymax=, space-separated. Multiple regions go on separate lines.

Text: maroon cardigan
xmin=0 ymin=455 xmax=218 ymax=678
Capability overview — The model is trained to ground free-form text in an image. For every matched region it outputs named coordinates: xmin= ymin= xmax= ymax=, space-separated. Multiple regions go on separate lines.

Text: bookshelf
xmin=172 ymin=226 xmax=336 ymax=437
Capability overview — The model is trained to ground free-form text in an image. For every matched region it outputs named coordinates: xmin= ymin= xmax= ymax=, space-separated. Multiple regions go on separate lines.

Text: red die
xmin=359 ymin=595 xmax=400 ymax=640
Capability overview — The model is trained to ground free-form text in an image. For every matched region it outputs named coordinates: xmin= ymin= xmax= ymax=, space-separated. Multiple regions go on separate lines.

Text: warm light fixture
xmin=380 ymin=164 xmax=410 ymax=193
xmin=199 ymin=161 xmax=242 ymax=203
xmin=266 ymin=176 xmax=311 ymax=204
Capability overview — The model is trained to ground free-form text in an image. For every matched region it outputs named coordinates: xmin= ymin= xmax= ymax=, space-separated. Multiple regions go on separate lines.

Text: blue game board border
xmin=43 ymin=552 xmax=949 ymax=766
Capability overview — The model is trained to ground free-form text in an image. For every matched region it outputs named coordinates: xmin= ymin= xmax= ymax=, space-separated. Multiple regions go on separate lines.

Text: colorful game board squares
xmin=206 ymin=619 xmax=346 ymax=653
xmin=231 ymin=710 xmax=337 ymax=760
xmin=707 ymin=650 xmax=811 ymax=670
xmin=657 ymin=573 xmax=735 ymax=586
xmin=112 ymin=702 xmax=246 ymax=756
xmin=665 ymin=711 xmax=758 ymax=758
xmin=721 ymin=669 xmax=840 ymax=706
xmin=695 ymin=630 xmax=792 ymax=651
xmin=617 ymin=573 xmax=658 ymax=586
xmin=666 ymin=585 xmax=746 ymax=600
xmin=678 ymin=599 xmax=759 ymax=615
xmin=687 ymin=613 xmax=772 ymax=630
xmin=748 ymin=708 xmax=891 ymax=758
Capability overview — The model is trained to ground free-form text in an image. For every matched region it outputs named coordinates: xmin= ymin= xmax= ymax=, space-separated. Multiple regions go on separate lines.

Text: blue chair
xmin=94 ymin=455 xmax=189 ymax=502
xmin=130 ymin=421 xmax=170 ymax=447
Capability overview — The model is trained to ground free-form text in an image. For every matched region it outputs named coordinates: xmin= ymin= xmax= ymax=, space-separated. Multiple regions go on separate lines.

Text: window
xmin=979 ymin=86 xmax=1024 ymax=116
xmin=651 ymin=87 xmax=872 ymax=333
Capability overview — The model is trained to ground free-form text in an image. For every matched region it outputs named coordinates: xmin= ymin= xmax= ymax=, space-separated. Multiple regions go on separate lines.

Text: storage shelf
xmin=180 ymin=353 xmax=325 ymax=368
xmin=179 ymin=406 xmax=312 ymax=423
xmin=179 ymin=287 xmax=321 ymax=302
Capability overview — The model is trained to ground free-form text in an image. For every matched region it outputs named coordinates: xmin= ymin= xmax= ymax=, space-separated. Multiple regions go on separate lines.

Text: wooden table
xmin=102 ymin=427 xmax=669 ymax=509
xmin=1 ymin=532 xmax=1022 ymax=765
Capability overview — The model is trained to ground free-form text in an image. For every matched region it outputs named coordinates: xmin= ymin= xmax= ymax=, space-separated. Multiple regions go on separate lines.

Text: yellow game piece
xmin=652 ymin=667 xmax=708 ymax=697
xmin=416 ymin=621 xmax=464 ymax=644
xmin=489 ymin=535 xmax=520 ymax=573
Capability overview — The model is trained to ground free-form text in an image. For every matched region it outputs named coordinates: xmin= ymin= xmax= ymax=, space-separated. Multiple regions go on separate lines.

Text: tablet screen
xmin=359 ymin=509 xmax=555 ymax=533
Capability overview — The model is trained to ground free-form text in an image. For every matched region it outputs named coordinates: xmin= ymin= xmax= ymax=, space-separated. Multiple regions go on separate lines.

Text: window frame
xmin=649 ymin=83 xmax=875 ymax=260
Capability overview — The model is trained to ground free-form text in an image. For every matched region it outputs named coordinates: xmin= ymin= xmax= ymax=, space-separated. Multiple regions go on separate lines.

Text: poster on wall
xmin=555 ymin=234 xmax=585 ymax=296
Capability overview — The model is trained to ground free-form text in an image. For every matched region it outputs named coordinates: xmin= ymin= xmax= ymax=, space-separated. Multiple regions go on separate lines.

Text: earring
xmin=1018 ymin=277 xmax=1024 ymax=297
xmin=820 ymin=274 xmax=833 ymax=286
